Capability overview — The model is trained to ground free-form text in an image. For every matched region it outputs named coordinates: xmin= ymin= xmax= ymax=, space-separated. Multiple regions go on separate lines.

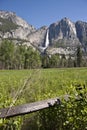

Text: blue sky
xmin=0 ymin=0 xmax=87 ymax=28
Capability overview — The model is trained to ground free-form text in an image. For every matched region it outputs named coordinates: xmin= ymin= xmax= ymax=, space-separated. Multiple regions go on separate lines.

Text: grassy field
xmin=0 ymin=67 xmax=87 ymax=109
xmin=0 ymin=68 xmax=87 ymax=129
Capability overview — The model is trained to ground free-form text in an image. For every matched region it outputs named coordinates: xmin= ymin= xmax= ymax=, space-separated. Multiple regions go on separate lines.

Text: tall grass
xmin=0 ymin=68 xmax=87 ymax=129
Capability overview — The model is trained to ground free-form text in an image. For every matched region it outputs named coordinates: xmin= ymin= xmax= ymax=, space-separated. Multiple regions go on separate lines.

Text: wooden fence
xmin=0 ymin=97 xmax=61 ymax=118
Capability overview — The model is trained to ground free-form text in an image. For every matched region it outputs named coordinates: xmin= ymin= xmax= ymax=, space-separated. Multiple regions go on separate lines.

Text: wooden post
xmin=0 ymin=97 xmax=61 ymax=118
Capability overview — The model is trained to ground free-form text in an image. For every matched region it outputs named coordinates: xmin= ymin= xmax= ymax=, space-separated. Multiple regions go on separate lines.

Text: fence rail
xmin=0 ymin=97 xmax=61 ymax=118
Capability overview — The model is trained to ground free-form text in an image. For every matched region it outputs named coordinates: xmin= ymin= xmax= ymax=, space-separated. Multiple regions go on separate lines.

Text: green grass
xmin=0 ymin=68 xmax=87 ymax=108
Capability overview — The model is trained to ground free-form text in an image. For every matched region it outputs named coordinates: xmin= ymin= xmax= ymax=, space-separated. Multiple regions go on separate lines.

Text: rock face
xmin=28 ymin=26 xmax=47 ymax=48
xmin=47 ymin=18 xmax=81 ymax=55
xmin=0 ymin=11 xmax=87 ymax=55
xmin=75 ymin=21 xmax=87 ymax=45
xmin=49 ymin=17 xmax=80 ymax=46
xmin=0 ymin=11 xmax=36 ymax=40
xmin=0 ymin=11 xmax=47 ymax=50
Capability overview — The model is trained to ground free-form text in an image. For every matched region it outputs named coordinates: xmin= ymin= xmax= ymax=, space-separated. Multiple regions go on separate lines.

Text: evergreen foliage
xmin=0 ymin=18 xmax=18 ymax=33
xmin=76 ymin=46 xmax=82 ymax=67
xmin=0 ymin=40 xmax=87 ymax=69
xmin=0 ymin=40 xmax=41 ymax=69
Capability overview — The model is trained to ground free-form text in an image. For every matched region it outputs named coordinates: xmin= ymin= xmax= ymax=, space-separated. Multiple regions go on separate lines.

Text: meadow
xmin=0 ymin=68 xmax=87 ymax=108
xmin=0 ymin=68 xmax=87 ymax=129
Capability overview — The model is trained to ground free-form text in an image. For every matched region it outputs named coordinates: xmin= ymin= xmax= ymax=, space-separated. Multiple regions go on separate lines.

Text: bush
xmin=38 ymin=83 xmax=87 ymax=130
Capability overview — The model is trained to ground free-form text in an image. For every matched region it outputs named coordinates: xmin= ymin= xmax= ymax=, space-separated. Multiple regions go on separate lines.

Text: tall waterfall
xmin=45 ymin=29 xmax=49 ymax=48
xmin=39 ymin=29 xmax=49 ymax=53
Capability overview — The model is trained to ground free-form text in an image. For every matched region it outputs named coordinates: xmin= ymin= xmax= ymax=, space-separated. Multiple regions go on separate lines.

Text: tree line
xmin=0 ymin=40 xmax=87 ymax=69
xmin=42 ymin=46 xmax=87 ymax=68
xmin=0 ymin=40 xmax=41 ymax=69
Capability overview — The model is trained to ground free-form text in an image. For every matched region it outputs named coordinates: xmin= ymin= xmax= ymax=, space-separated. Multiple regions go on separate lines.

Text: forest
xmin=0 ymin=39 xmax=87 ymax=70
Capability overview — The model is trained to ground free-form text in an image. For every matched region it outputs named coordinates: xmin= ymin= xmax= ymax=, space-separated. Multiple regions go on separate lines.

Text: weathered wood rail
xmin=0 ymin=97 xmax=61 ymax=118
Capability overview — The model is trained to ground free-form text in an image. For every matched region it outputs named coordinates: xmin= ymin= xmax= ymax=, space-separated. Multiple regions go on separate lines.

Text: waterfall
xmin=45 ymin=29 xmax=49 ymax=48
xmin=39 ymin=29 xmax=49 ymax=53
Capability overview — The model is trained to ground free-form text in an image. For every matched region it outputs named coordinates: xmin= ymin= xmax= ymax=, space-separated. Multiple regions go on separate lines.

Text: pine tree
xmin=76 ymin=46 xmax=82 ymax=67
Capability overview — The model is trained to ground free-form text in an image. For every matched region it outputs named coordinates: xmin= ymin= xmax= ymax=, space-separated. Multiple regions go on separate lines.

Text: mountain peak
xmin=0 ymin=10 xmax=16 ymax=19
xmin=0 ymin=10 xmax=36 ymax=40
xmin=60 ymin=17 xmax=77 ymax=36
xmin=61 ymin=17 xmax=70 ymax=21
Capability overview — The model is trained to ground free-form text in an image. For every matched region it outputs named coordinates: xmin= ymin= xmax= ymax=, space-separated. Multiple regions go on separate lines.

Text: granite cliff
xmin=0 ymin=11 xmax=87 ymax=55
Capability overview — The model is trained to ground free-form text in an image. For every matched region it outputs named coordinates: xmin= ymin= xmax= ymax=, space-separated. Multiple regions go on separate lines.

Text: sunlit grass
xmin=0 ymin=68 xmax=87 ymax=108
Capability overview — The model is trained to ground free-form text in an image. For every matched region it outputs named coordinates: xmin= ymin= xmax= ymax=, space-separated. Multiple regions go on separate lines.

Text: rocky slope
xmin=27 ymin=26 xmax=47 ymax=48
xmin=0 ymin=11 xmax=48 ymax=49
xmin=0 ymin=11 xmax=36 ymax=41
